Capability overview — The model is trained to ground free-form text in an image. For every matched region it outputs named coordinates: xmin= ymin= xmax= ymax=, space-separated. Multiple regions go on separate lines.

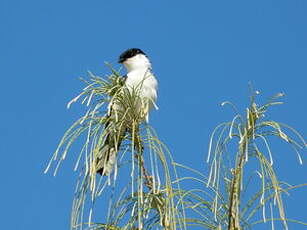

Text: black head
xmin=118 ymin=48 xmax=146 ymax=63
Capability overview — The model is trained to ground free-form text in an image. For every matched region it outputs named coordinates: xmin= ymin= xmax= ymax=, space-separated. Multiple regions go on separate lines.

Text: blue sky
xmin=1 ymin=0 xmax=306 ymax=229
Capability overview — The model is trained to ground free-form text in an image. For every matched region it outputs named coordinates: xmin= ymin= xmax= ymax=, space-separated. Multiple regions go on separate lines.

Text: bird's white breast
xmin=123 ymin=69 xmax=158 ymax=124
xmin=125 ymin=69 xmax=158 ymax=107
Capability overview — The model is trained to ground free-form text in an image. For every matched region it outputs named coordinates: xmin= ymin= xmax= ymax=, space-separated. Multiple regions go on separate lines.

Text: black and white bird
xmin=96 ymin=48 xmax=158 ymax=175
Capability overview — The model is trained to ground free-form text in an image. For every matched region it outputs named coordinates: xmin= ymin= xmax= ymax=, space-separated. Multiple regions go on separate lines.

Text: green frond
xmin=45 ymin=65 xmax=186 ymax=230
xmin=184 ymin=89 xmax=306 ymax=230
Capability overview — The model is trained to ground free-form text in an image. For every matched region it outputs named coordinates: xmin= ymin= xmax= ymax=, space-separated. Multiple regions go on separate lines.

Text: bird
xmin=95 ymin=48 xmax=158 ymax=176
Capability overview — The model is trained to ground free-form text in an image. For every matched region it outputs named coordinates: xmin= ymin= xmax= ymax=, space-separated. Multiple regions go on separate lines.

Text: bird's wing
xmin=96 ymin=75 xmax=128 ymax=175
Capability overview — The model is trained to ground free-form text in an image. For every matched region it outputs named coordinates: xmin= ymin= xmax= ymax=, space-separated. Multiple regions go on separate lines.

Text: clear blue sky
xmin=1 ymin=0 xmax=306 ymax=229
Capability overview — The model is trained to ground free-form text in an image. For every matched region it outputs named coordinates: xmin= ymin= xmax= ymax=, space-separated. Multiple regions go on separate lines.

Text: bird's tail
xmin=95 ymin=125 xmax=125 ymax=176
xmin=95 ymin=125 xmax=144 ymax=176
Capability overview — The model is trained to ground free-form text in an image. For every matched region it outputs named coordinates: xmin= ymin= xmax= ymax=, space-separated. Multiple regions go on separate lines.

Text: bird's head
xmin=118 ymin=48 xmax=151 ymax=71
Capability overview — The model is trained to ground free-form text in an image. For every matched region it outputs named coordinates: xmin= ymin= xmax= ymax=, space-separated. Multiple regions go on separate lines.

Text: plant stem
xmin=228 ymin=142 xmax=246 ymax=230
xmin=228 ymin=106 xmax=257 ymax=230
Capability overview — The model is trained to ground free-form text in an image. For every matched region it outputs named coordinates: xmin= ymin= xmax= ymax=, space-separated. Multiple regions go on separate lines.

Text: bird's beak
xmin=118 ymin=57 xmax=125 ymax=64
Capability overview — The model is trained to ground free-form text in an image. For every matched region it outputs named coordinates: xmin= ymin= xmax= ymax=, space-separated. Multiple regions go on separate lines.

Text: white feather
xmin=123 ymin=54 xmax=158 ymax=122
